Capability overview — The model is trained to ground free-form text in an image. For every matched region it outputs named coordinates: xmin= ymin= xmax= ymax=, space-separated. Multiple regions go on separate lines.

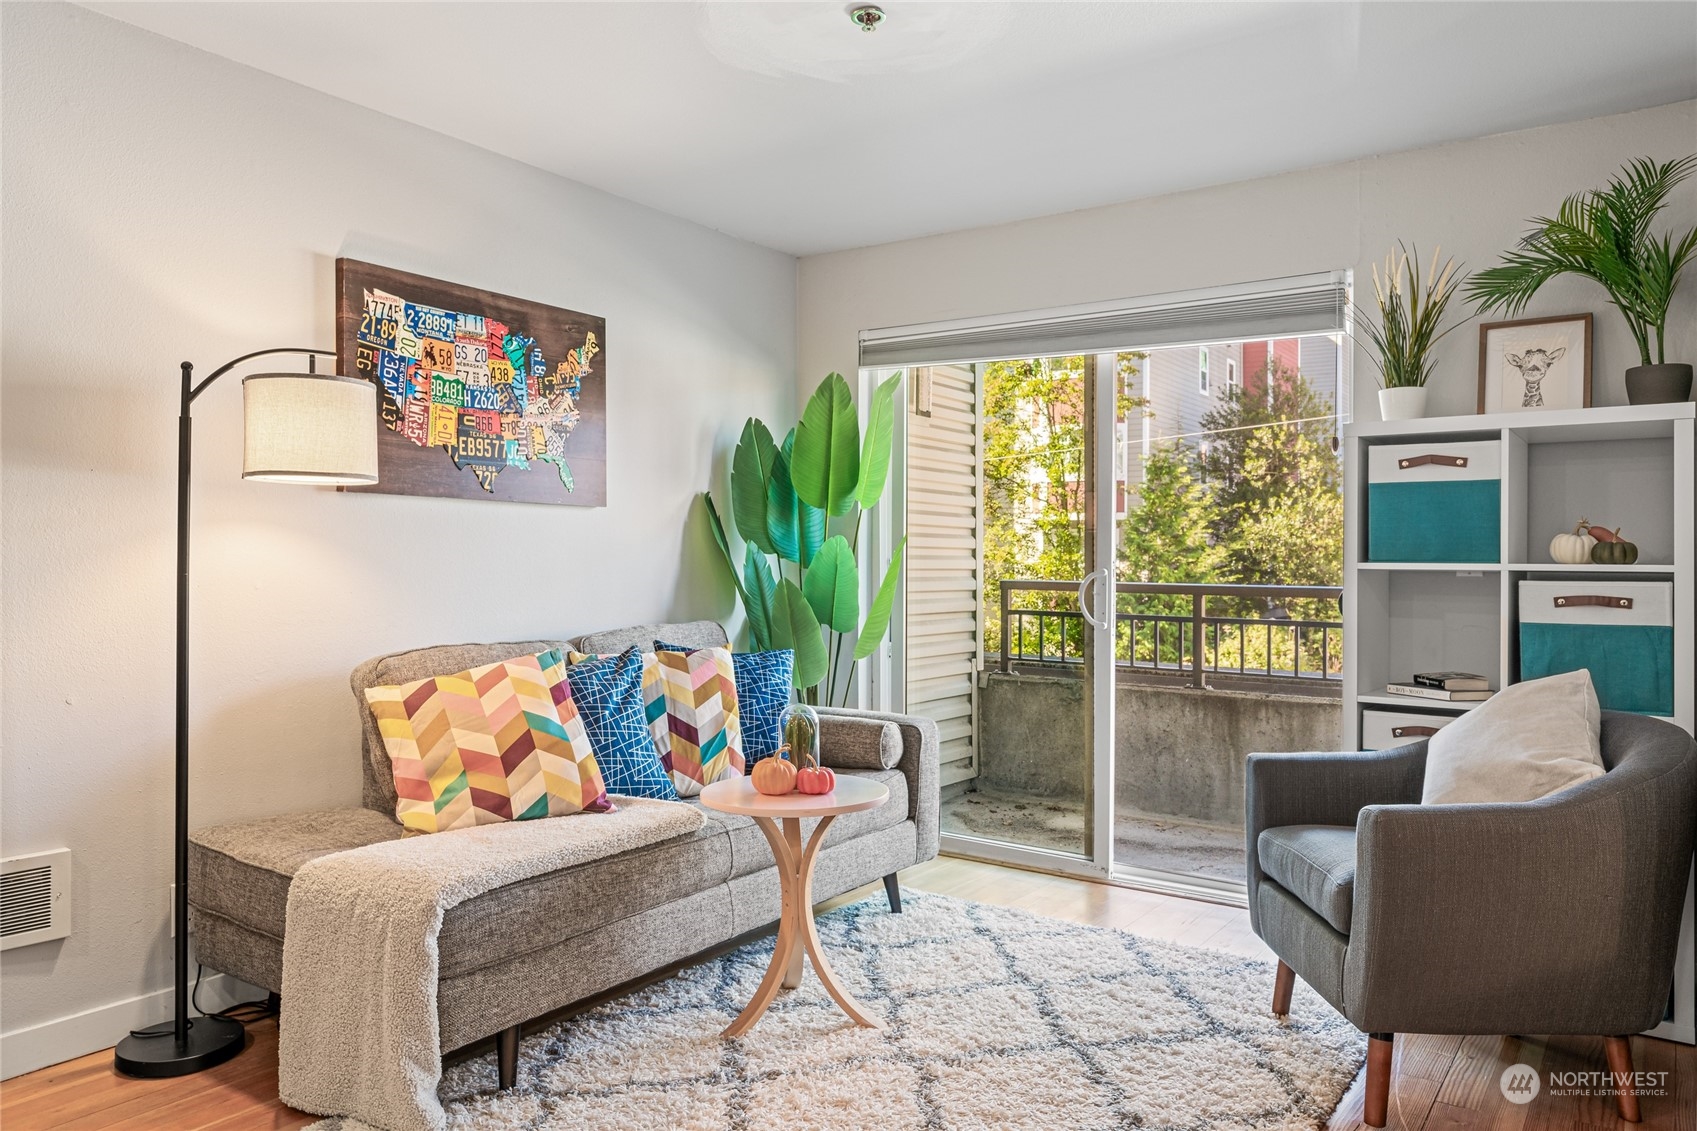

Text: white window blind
xmin=858 ymin=272 xmax=1349 ymax=369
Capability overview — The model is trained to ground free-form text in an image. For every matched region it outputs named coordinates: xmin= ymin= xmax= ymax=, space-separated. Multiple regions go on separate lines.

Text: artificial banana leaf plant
xmin=702 ymin=371 xmax=907 ymax=705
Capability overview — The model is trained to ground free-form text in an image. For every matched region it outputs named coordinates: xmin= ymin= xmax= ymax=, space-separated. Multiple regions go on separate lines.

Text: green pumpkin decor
xmin=1588 ymin=526 xmax=1640 ymax=565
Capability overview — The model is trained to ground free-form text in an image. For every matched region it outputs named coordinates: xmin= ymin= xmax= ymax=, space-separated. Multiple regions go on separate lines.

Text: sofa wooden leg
xmin=883 ymin=872 xmax=902 ymax=914
xmin=1271 ymin=960 xmax=1295 ymax=1016
xmin=1603 ymin=1035 xmax=1641 ymax=1123
xmin=496 ymin=1024 xmax=520 ymax=1091
xmin=1364 ymin=1033 xmax=1393 ymax=1128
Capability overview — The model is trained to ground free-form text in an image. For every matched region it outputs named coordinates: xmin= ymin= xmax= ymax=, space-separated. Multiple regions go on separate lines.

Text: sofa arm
xmin=1245 ymin=743 xmax=1427 ymax=932
xmin=816 ymin=707 xmax=940 ymax=859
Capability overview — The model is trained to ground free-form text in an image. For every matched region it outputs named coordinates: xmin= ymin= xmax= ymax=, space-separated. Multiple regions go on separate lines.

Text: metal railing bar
xmin=994 ymin=578 xmax=1343 ymax=682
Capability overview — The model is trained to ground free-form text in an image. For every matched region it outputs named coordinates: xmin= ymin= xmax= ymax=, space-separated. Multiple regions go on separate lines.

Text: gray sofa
xmin=1247 ymin=711 xmax=1697 ymax=1126
xmin=187 ymin=620 xmax=940 ymax=1087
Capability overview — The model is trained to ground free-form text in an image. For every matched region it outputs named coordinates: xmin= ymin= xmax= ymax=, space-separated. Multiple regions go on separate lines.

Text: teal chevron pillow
xmin=656 ymin=642 xmax=793 ymax=767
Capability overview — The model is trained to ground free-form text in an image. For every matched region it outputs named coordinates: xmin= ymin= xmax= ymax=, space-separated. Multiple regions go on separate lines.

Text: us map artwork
xmin=336 ymin=259 xmax=607 ymax=506
xmin=362 ymin=291 xmax=593 ymax=490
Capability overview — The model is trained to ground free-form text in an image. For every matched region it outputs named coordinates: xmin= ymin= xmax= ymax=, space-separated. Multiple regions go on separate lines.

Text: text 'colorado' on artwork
xmin=335 ymin=259 xmax=608 ymax=506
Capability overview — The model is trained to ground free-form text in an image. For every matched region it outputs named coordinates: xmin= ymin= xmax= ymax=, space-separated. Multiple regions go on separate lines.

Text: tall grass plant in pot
xmin=1359 ymin=244 xmax=1466 ymax=421
xmin=1465 ymin=155 xmax=1697 ymax=404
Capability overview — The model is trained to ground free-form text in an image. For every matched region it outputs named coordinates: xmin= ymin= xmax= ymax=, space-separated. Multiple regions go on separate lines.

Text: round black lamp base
xmin=114 ymin=1016 xmax=246 ymax=1078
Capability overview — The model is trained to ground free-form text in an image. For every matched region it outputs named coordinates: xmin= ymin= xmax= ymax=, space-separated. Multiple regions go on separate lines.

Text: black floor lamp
xmin=113 ymin=348 xmax=377 ymax=1077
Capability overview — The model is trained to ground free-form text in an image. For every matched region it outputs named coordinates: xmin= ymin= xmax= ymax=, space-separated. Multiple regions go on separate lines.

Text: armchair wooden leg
xmin=882 ymin=872 xmax=902 ymax=914
xmin=1364 ymin=1033 xmax=1393 ymax=1128
xmin=496 ymin=1024 xmax=520 ymax=1091
xmin=1271 ymin=959 xmax=1295 ymax=1016
xmin=1603 ymin=1035 xmax=1641 ymax=1123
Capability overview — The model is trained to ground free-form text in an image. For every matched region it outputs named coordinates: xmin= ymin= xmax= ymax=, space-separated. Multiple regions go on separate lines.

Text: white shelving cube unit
xmin=1343 ymin=401 xmax=1695 ymax=1045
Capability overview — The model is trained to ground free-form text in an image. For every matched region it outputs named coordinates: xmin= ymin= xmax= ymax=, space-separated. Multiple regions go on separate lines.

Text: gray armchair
xmin=1246 ymin=711 xmax=1697 ymax=1127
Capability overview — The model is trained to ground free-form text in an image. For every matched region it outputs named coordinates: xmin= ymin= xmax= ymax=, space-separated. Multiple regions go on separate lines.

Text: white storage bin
xmin=1361 ymin=708 xmax=1456 ymax=750
xmin=1366 ymin=440 xmax=1501 ymax=562
xmin=1518 ymin=580 xmax=1675 ymax=716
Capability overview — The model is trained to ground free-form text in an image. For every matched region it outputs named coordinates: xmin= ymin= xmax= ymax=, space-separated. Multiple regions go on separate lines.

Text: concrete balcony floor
xmin=940 ymin=786 xmax=1246 ymax=882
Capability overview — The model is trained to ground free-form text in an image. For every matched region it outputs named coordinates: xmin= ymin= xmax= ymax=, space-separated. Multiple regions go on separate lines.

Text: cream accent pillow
xmin=1421 ymin=670 xmax=1604 ymax=805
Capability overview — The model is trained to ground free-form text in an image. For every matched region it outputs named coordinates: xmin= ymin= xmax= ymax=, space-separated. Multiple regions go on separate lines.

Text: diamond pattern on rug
xmin=306 ymin=891 xmax=1365 ymax=1131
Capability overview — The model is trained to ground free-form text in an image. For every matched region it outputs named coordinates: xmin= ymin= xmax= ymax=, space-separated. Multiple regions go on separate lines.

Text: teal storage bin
xmin=1367 ymin=440 xmax=1500 ymax=562
xmin=1518 ymin=581 xmax=1674 ymax=715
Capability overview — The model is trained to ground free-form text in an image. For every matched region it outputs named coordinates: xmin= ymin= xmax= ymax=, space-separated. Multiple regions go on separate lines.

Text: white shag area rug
xmin=307 ymin=890 xmax=1364 ymax=1131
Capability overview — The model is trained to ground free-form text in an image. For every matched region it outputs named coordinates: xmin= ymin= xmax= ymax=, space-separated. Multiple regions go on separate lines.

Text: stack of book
xmin=1384 ymin=671 xmax=1494 ymax=702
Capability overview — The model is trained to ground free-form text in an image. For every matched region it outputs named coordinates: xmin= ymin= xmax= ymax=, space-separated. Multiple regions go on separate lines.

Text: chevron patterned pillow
xmin=652 ymin=646 xmax=745 ymax=796
xmin=655 ymin=642 xmax=793 ymax=768
xmin=363 ymin=648 xmax=614 ymax=834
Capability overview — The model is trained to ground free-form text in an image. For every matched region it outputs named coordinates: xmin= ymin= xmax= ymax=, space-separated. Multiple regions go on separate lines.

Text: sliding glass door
xmin=926 ymin=354 xmax=1111 ymax=867
xmin=1108 ymin=340 xmax=1345 ymax=897
xmin=889 ymin=274 xmax=1351 ymax=897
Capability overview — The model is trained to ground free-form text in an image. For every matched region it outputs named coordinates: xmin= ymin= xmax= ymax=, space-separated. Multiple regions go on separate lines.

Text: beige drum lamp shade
xmin=241 ymin=372 xmax=378 ymax=485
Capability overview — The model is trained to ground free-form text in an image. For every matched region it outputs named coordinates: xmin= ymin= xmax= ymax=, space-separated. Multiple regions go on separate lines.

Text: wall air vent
xmin=1 ymin=849 xmax=71 ymax=950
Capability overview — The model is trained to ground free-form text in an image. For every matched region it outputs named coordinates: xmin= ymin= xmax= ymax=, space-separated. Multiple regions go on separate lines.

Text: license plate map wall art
xmin=335 ymin=259 xmax=607 ymax=506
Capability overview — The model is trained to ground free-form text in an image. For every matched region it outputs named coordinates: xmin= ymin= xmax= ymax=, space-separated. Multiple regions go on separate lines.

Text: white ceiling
xmin=86 ymin=1 xmax=1697 ymax=256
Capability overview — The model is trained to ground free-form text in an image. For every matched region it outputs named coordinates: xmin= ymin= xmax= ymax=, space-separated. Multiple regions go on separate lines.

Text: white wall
xmin=799 ymin=101 xmax=1697 ymax=418
xmin=0 ymin=3 xmax=794 ymax=1073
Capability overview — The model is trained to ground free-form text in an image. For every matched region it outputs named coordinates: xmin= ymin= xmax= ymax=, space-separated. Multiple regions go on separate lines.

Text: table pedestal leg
xmin=721 ymin=813 xmax=885 ymax=1037
xmin=781 ymin=819 xmax=804 ymax=989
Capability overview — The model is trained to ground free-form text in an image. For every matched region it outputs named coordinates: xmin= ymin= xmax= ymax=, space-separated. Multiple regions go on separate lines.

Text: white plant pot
xmin=1378 ymin=386 xmax=1429 ymax=421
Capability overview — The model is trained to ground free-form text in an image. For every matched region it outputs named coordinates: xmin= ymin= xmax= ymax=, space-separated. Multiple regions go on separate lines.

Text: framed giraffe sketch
xmin=335 ymin=259 xmax=607 ymax=506
xmin=1476 ymin=313 xmax=1592 ymax=415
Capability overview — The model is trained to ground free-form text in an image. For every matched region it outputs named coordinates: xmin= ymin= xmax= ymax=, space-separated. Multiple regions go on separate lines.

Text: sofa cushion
xmin=363 ymin=648 xmax=612 ymax=832
xmin=656 ymin=641 xmax=794 ymax=765
xmin=1422 ymin=669 xmax=1603 ymax=805
xmin=353 ymin=640 xmax=573 ymax=816
xmin=1257 ymin=824 xmax=1357 ymax=934
xmin=189 ymin=806 xmax=737 ymax=978
xmin=190 ymin=808 xmax=407 ymax=941
xmin=569 ymin=648 xmax=671 ymax=764
xmin=577 ymin=620 xmax=727 ymax=656
xmin=652 ymin=646 xmax=745 ymax=796
xmin=564 ymin=649 xmax=677 ymax=800
xmin=817 ymin=714 xmax=902 ymax=770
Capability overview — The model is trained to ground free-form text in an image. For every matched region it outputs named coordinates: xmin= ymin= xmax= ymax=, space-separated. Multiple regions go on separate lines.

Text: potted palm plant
xmin=1359 ymin=243 xmax=1466 ymax=421
xmin=1466 ymin=155 xmax=1697 ymax=404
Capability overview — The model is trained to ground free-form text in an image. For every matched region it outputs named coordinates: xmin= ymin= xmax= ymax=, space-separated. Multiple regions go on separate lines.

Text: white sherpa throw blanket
xmin=278 ymin=798 xmax=705 ymax=1131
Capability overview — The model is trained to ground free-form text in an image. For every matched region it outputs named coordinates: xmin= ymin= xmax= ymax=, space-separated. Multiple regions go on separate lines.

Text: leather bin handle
xmin=1392 ymin=725 xmax=1440 ymax=738
xmin=1396 ymin=454 xmax=1469 ymax=470
xmin=1553 ymin=595 xmax=1634 ymax=610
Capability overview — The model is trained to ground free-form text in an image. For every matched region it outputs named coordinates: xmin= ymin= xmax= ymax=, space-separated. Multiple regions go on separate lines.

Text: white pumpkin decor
xmin=1549 ymin=519 xmax=1598 ymax=564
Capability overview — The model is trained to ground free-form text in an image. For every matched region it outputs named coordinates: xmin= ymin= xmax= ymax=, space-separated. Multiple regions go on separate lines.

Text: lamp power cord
xmin=124 ymin=964 xmax=278 ymax=1039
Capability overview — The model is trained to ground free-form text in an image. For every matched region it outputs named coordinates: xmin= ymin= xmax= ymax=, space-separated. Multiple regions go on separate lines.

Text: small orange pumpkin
xmin=751 ymin=748 xmax=797 ymax=796
xmin=796 ymin=764 xmax=835 ymax=795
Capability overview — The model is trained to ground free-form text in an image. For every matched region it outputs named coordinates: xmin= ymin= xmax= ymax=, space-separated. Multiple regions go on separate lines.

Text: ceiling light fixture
xmin=700 ymin=3 xmax=1008 ymax=81
xmin=849 ymin=5 xmax=885 ymax=33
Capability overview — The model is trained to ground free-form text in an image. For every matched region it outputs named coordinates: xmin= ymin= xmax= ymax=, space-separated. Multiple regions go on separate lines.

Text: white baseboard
xmin=0 ymin=972 xmax=267 ymax=1080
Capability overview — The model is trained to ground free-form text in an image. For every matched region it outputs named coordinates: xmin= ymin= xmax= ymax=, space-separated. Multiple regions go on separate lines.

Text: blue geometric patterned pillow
xmin=655 ymin=642 xmax=793 ymax=767
xmin=564 ymin=648 xmax=678 ymax=800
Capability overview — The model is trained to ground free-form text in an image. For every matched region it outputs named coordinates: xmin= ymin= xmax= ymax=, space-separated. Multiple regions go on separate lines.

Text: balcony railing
xmin=997 ymin=579 xmax=1343 ymax=688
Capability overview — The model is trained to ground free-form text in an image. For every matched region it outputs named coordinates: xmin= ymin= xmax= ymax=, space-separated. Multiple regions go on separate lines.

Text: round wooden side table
xmin=699 ymin=774 xmax=889 ymax=1037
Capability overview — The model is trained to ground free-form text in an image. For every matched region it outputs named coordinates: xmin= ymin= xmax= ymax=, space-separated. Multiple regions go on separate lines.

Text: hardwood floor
xmin=3 ymin=855 xmax=1691 ymax=1129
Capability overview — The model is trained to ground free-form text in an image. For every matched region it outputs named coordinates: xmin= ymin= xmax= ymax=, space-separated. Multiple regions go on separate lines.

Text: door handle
xmin=1077 ymin=568 xmax=1111 ymax=629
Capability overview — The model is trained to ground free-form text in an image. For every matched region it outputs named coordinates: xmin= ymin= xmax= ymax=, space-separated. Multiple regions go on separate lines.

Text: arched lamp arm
xmin=184 ymin=346 xmax=338 ymax=407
